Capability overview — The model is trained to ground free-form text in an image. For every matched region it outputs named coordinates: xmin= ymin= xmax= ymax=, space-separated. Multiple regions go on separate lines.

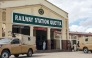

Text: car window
xmin=12 ymin=39 xmax=20 ymax=44
xmin=0 ymin=38 xmax=11 ymax=43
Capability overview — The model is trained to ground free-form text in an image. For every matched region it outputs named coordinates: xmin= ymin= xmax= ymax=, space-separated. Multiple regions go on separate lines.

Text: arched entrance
xmin=34 ymin=27 xmax=47 ymax=50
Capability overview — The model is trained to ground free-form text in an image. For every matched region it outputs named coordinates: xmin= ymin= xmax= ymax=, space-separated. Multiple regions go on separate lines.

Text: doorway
xmin=35 ymin=29 xmax=47 ymax=50
xmin=51 ymin=29 xmax=61 ymax=49
xmin=72 ymin=40 xmax=77 ymax=45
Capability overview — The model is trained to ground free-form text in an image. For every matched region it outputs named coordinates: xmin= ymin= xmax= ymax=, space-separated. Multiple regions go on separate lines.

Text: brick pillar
xmin=62 ymin=40 xmax=70 ymax=51
xmin=47 ymin=40 xmax=51 ymax=50
xmin=54 ymin=39 xmax=56 ymax=49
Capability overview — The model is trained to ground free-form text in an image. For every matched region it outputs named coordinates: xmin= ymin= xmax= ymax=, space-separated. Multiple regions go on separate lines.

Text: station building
xmin=69 ymin=31 xmax=92 ymax=47
xmin=0 ymin=0 xmax=69 ymax=50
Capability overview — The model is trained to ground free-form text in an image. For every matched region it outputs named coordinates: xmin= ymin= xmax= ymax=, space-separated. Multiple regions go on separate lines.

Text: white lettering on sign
xmin=15 ymin=15 xmax=18 ymax=20
xmin=19 ymin=16 xmax=21 ymax=21
xmin=15 ymin=15 xmax=33 ymax=22
xmin=34 ymin=18 xmax=62 ymax=26
xmin=13 ymin=13 xmax=62 ymax=28
xmin=50 ymin=20 xmax=61 ymax=26
xmin=22 ymin=16 xmax=25 ymax=21
xmin=35 ymin=18 xmax=49 ymax=24
xmin=59 ymin=22 xmax=62 ymax=26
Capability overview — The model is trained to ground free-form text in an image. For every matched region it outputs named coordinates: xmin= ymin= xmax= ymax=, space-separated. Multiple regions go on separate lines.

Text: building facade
xmin=69 ymin=31 xmax=92 ymax=47
xmin=0 ymin=0 xmax=69 ymax=50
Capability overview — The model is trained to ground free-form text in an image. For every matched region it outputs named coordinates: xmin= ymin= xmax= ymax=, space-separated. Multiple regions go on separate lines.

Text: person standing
xmin=43 ymin=41 xmax=46 ymax=50
xmin=73 ymin=44 xmax=77 ymax=51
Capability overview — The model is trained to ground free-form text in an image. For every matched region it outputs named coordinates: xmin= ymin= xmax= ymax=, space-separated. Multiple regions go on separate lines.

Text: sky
xmin=47 ymin=0 xmax=92 ymax=33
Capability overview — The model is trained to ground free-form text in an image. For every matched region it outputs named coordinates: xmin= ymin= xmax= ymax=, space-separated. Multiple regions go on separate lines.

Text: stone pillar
xmin=70 ymin=35 xmax=72 ymax=43
xmin=30 ymin=6 xmax=34 ymax=37
xmin=30 ymin=26 xmax=33 ymax=37
xmin=47 ymin=28 xmax=51 ymax=50
xmin=5 ymin=8 xmax=12 ymax=37
xmin=66 ymin=20 xmax=69 ymax=40
xmin=5 ymin=24 xmax=12 ymax=37
xmin=70 ymin=35 xmax=72 ymax=46
xmin=77 ymin=35 xmax=79 ymax=44
xmin=62 ymin=19 xmax=69 ymax=51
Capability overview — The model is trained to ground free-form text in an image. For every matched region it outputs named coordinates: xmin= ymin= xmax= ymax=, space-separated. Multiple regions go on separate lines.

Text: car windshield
xmin=0 ymin=38 xmax=12 ymax=43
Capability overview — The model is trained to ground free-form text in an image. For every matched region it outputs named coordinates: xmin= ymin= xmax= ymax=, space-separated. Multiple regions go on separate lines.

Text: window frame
xmin=11 ymin=39 xmax=20 ymax=44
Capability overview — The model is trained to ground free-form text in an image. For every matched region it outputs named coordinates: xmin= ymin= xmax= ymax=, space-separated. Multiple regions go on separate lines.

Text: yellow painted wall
xmin=0 ymin=0 xmax=68 ymax=19
xmin=50 ymin=11 xmax=63 ymax=20
xmin=0 ymin=4 xmax=69 ymax=48
xmin=12 ymin=5 xmax=65 ymax=40
xmin=13 ymin=7 xmax=32 ymax=15
xmin=33 ymin=5 xmax=49 ymax=17
xmin=69 ymin=34 xmax=92 ymax=44
xmin=0 ymin=0 xmax=69 ymax=50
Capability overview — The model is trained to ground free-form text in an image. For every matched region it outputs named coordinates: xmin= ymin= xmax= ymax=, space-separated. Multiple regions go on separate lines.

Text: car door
xmin=11 ymin=39 xmax=21 ymax=54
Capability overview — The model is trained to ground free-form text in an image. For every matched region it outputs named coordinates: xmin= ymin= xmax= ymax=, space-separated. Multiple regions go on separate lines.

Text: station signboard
xmin=13 ymin=12 xmax=62 ymax=28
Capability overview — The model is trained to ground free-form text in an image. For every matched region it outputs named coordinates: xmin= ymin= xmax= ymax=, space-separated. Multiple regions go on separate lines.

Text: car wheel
xmin=83 ymin=48 xmax=88 ymax=53
xmin=27 ymin=49 xmax=32 ymax=57
xmin=1 ymin=50 xmax=10 ymax=58
xmin=90 ymin=51 xmax=92 ymax=53
xmin=14 ymin=54 xmax=19 ymax=57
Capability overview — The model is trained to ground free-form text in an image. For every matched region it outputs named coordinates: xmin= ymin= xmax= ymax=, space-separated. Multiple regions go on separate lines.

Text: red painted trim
xmin=34 ymin=27 xmax=47 ymax=31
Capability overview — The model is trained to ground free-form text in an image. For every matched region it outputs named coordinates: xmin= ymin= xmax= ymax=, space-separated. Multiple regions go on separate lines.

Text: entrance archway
xmin=51 ymin=29 xmax=61 ymax=50
xmin=34 ymin=27 xmax=47 ymax=50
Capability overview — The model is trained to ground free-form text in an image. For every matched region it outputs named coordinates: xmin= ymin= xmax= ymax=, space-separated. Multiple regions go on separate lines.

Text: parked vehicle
xmin=78 ymin=37 xmax=92 ymax=53
xmin=0 ymin=35 xmax=36 ymax=58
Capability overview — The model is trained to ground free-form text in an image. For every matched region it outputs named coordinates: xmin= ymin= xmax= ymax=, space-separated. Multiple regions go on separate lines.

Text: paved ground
xmin=11 ymin=51 xmax=92 ymax=58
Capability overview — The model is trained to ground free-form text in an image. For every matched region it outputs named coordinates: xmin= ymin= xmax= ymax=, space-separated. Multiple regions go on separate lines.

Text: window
xmin=11 ymin=39 xmax=20 ymax=44
xmin=85 ymin=38 xmax=88 ymax=42
xmin=12 ymin=28 xmax=20 ymax=34
xmin=28 ymin=37 xmax=31 ymax=41
xmin=74 ymin=36 xmax=77 ymax=39
xmin=86 ymin=36 xmax=88 ymax=37
xmin=12 ymin=25 xmax=30 ymax=35
xmin=0 ymin=38 xmax=11 ymax=43
xmin=21 ymin=28 xmax=30 ymax=35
